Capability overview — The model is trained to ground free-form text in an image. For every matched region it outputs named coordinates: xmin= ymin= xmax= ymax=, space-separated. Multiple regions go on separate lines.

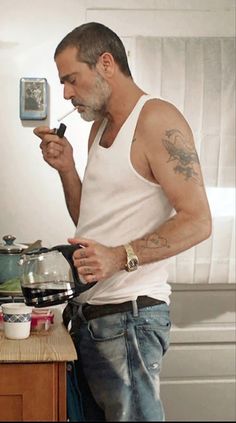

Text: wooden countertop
xmin=0 ymin=309 xmax=77 ymax=363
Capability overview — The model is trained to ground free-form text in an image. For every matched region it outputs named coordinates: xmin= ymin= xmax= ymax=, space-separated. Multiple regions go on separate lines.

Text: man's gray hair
xmin=54 ymin=22 xmax=132 ymax=78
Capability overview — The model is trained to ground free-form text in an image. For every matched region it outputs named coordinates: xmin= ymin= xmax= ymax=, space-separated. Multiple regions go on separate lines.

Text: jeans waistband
xmin=81 ymin=296 xmax=165 ymax=321
xmin=63 ymin=296 xmax=165 ymax=327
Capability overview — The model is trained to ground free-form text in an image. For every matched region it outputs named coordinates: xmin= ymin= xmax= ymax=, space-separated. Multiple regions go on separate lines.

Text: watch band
xmin=124 ymin=243 xmax=136 ymax=256
xmin=124 ymin=243 xmax=139 ymax=272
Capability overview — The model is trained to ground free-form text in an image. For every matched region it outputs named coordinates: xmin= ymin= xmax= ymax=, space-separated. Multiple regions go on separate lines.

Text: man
xmin=34 ymin=22 xmax=212 ymax=421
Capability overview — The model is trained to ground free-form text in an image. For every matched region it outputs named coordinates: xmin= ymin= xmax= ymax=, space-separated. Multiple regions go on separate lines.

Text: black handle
xmin=56 ymin=123 xmax=66 ymax=138
xmin=50 ymin=244 xmax=97 ymax=294
xmin=50 ymin=244 xmax=81 ymax=285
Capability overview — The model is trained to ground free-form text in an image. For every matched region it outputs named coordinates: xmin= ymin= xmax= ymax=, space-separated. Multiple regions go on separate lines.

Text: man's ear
xmin=96 ymin=52 xmax=115 ymax=77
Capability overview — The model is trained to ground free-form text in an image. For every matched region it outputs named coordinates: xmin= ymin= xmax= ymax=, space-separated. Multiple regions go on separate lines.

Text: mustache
xmin=72 ymin=99 xmax=85 ymax=107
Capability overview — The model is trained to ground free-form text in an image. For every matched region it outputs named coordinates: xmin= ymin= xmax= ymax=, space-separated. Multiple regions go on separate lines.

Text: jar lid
xmin=0 ymin=235 xmax=27 ymax=254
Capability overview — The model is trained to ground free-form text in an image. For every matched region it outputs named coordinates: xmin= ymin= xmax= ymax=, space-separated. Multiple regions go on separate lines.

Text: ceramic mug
xmin=2 ymin=303 xmax=32 ymax=339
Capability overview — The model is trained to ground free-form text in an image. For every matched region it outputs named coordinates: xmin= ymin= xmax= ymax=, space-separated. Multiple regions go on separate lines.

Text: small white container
xmin=1 ymin=302 xmax=32 ymax=340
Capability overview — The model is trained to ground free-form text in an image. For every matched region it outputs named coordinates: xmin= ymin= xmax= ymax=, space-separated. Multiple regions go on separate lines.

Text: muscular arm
xmin=131 ymin=101 xmax=212 ymax=265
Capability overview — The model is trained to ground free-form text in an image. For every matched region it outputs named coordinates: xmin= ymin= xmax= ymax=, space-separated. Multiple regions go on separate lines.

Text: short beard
xmin=80 ymin=73 xmax=111 ymax=122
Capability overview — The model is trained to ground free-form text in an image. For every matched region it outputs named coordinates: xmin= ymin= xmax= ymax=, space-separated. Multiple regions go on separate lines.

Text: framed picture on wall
xmin=20 ymin=77 xmax=48 ymax=120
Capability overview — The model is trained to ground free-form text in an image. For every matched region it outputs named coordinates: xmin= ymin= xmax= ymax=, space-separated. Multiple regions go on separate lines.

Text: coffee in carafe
xmin=18 ymin=244 xmax=97 ymax=307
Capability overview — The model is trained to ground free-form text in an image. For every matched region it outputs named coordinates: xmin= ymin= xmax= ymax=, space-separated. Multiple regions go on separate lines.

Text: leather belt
xmin=67 ymin=296 xmax=166 ymax=324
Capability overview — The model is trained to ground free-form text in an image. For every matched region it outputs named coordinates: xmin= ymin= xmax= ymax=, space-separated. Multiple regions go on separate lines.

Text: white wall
xmin=0 ymin=0 xmax=235 ymax=249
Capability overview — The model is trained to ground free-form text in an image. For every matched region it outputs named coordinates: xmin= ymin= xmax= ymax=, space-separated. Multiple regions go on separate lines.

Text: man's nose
xmin=63 ymin=84 xmax=75 ymax=100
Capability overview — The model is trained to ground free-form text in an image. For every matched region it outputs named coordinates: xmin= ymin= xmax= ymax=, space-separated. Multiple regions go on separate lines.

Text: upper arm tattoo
xmin=162 ymin=129 xmax=202 ymax=185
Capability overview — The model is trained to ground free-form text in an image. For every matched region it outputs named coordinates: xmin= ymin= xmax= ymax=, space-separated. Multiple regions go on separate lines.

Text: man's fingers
xmin=68 ymin=237 xmax=91 ymax=248
xmin=33 ymin=126 xmax=51 ymax=138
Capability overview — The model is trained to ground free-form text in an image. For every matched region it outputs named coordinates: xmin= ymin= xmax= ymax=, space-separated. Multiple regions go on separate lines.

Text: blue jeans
xmin=70 ymin=302 xmax=171 ymax=422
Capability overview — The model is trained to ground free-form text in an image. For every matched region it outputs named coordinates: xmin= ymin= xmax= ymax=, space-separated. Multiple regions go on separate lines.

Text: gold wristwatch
xmin=124 ymin=243 xmax=139 ymax=272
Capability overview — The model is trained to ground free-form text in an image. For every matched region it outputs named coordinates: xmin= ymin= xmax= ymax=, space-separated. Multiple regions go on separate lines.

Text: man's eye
xmin=69 ymin=79 xmax=76 ymax=84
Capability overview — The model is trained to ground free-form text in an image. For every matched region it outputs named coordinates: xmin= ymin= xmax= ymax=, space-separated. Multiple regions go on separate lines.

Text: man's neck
xmin=104 ymin=77 xmax=145 ymax=127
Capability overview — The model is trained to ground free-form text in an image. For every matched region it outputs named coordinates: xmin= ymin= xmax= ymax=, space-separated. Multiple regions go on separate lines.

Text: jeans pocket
xmin=135 ymin=326 xmax=168 ymax=374
xmin=134 ymin=312 xmax=171 ymax=373
xmin=88 ymin=314 xmax=125 ymax=342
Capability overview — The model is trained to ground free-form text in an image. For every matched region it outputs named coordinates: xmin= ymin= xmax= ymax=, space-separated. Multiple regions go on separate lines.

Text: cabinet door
xmin=0 ymin=362 xmax=66 ymax=422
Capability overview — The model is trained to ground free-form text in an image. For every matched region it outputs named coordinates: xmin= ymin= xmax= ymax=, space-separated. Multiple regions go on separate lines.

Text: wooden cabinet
xmin=0 ymin=363 xmax=66 ymax=421
xmin=0 ymin=310 xmax=77 ymax=422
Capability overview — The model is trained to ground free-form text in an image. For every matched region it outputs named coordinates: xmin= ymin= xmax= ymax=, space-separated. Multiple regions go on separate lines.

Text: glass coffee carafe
xmin=18 ymin=244 xmax=97 ymax=307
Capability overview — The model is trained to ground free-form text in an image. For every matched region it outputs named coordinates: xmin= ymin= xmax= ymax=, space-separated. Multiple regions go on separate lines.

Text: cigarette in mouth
xmin=57 ymin=106 xmax=77 ymax=122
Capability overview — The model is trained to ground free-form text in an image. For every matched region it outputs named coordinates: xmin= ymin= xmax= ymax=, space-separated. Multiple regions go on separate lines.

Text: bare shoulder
xmin=140 ymin=98 xmax=193 ymax=140
xmin=137 ymin=98 xmax=203 ymax=186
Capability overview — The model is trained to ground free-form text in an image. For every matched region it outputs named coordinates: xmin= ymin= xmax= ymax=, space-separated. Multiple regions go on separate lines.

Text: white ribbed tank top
xmin=75 ymin=94 xmax=173 ymax=305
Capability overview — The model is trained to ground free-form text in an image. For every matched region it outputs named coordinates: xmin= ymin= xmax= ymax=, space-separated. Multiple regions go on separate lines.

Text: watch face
xmin=128 ymin=258 xmax=139 ymax=271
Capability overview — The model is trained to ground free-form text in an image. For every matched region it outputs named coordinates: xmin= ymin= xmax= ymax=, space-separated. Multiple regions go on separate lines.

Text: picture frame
xmin=20 ymin=77 xmax=48 ymax=120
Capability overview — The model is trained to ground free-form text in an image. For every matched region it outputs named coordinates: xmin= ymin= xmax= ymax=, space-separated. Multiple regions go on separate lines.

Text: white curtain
xmin=134 ymin=37 xmax=235 ymax=283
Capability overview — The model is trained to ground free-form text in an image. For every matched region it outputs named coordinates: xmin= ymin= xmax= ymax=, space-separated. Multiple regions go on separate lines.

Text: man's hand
xmin=68 ymin=237 xmax=126 ymax=283
xmin=33 ymin=126 xmax=75 ymax=173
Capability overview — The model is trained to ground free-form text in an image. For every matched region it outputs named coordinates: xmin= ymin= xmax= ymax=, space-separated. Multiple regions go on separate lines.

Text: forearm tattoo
xmin=162 ymin=129 xmax=202 ymax=185
xmin=142 ymin=233 xmax=170 ymax=250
